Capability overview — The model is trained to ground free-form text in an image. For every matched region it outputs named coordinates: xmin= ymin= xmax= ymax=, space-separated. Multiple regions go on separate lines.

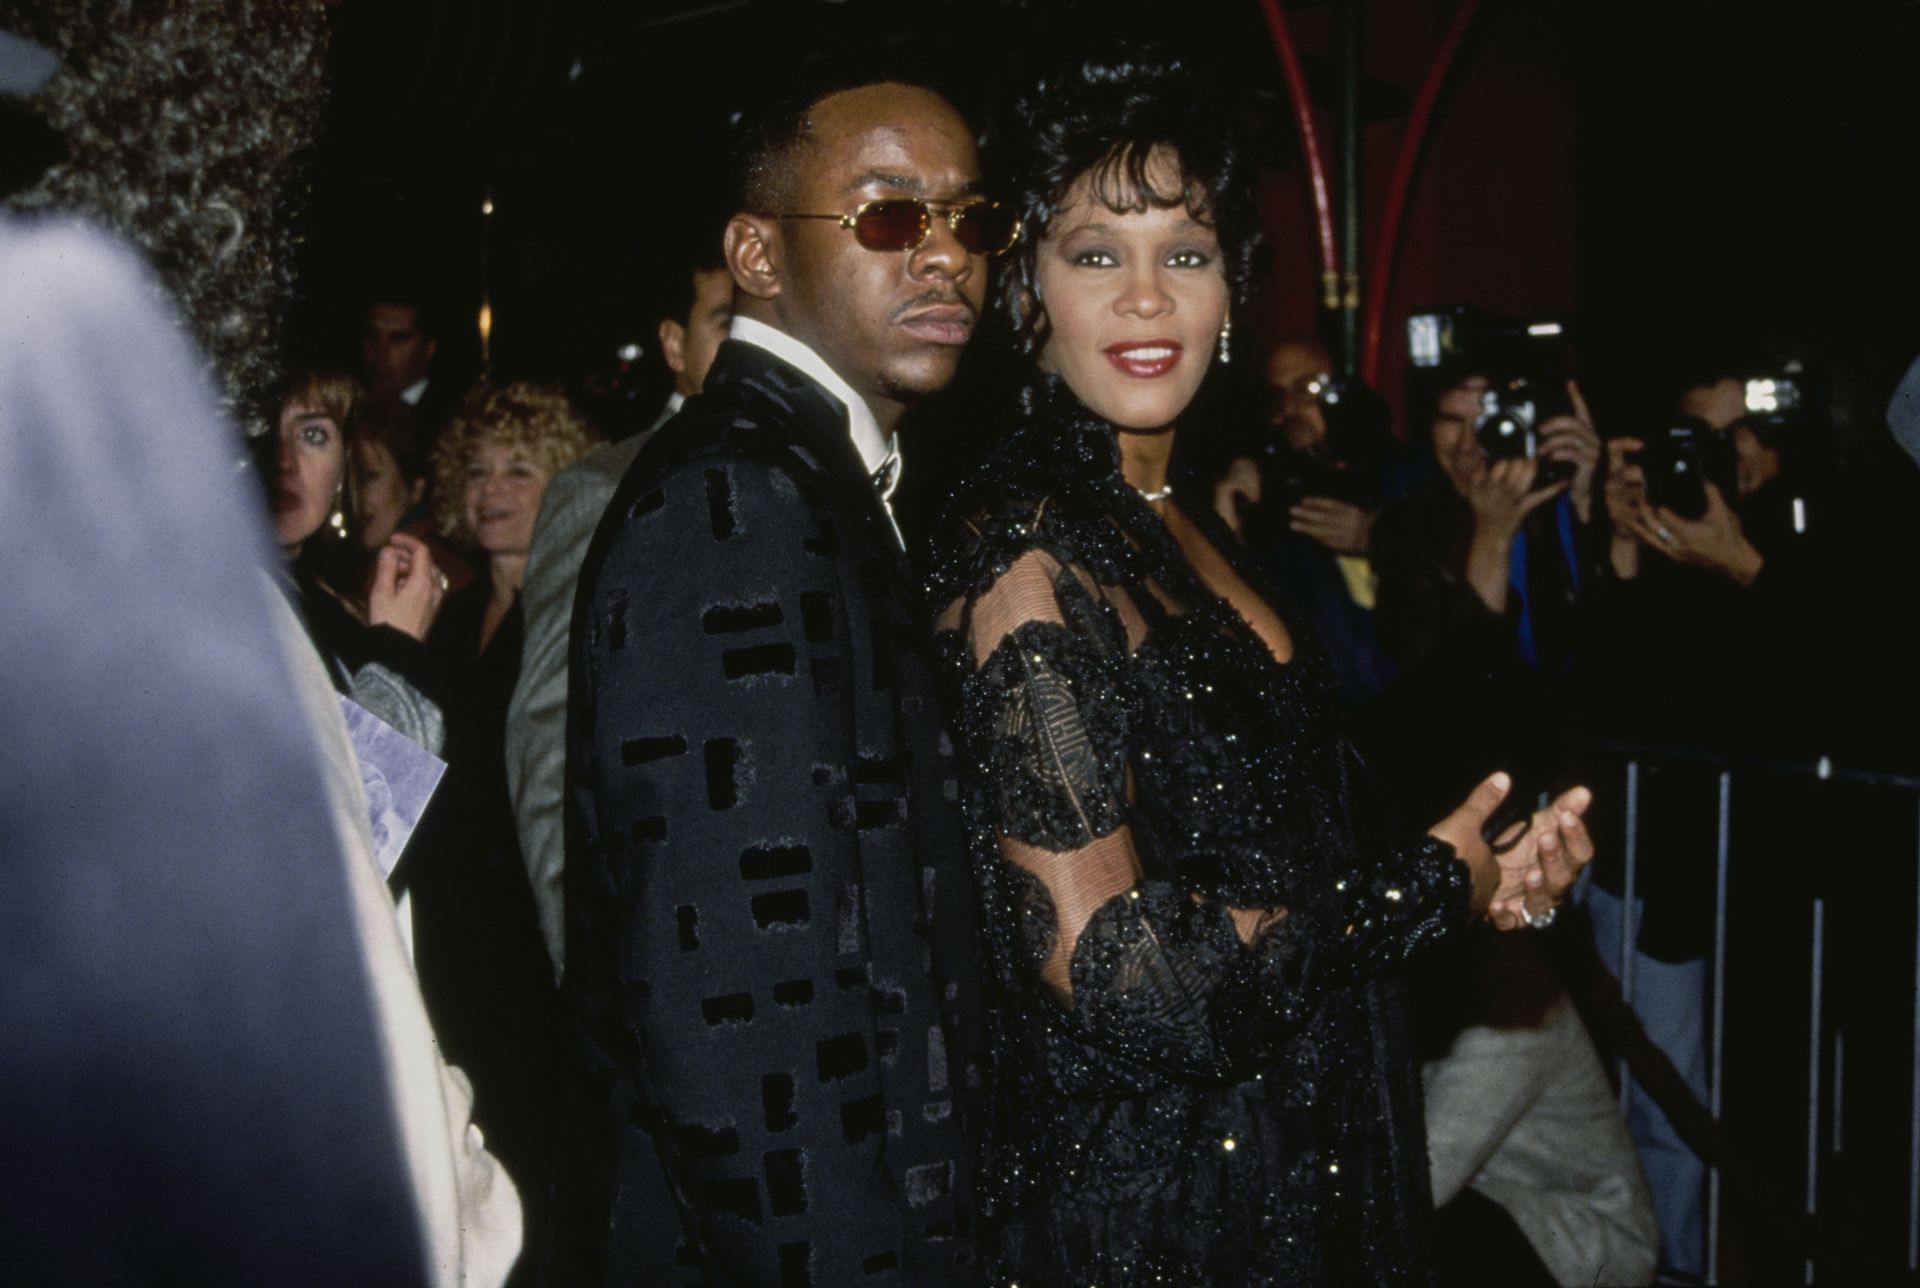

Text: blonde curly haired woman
xmin=414 ymin=381 xmax=597 ymax=1278
xmin=430 ymin=382 xmax=599 ymax=665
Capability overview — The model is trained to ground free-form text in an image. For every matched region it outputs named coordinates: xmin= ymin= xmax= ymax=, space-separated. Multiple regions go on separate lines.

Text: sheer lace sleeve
xmin=947 ymin=550 xmax=1316 ymax=1080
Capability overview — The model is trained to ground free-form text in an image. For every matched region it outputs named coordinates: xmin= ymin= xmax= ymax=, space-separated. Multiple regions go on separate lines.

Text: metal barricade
xmin=1598 ymin=742 xmax=1920 ymax=1285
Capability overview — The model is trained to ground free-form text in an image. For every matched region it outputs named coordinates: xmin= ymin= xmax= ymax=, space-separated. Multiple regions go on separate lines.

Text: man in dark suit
xmin=564 ymin=66 xmax=1014 ymax=1285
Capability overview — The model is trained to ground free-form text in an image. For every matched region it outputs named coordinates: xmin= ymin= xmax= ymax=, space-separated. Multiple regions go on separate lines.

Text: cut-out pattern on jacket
xmin=565 ymin=341 xmax=983 ymax=1286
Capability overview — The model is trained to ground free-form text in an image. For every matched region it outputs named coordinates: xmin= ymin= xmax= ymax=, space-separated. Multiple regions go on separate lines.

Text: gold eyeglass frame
xmin=766 ymin=198 xmax=1023 ymax=256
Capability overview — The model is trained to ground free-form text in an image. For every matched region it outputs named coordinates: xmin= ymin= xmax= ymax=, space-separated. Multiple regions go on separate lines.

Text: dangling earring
xmin=1217 ymin=318 xmax=1232 ymax=365
xmin=328 ymin=482 xmax=348 ymax=538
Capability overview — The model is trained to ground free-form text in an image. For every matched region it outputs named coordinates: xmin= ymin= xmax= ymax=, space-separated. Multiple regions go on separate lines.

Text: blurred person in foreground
xmin=272 ymin=367 xmax=449 ymax=752
xmin=508 ymin=232 xmax=731 ymax=979
xmin=563 ymin=59 xmax=995 ymax=1284
xmin=1414 ymin=929 xmax=1656 ymax=1288
xmin=929 ymin=44 xmax=1594 ymax=1284
xmin=0 ymin=13 xmax=518 ymax=1281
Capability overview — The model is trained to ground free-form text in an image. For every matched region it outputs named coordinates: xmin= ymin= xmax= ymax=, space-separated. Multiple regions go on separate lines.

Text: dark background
xmin=297 ymin=0 xmax=1920 ymax=454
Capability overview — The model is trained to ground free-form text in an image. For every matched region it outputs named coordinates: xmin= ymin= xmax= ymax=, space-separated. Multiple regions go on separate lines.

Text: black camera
xmin=1269 ymin=442 xmax=1367 ymax=514
xmin=1471 ymin=377 xmax=1577 ymax=486
xmin=1633 ymin=417 xmax=1738 ymax=520
xmin=1244 ymin=371 xmax=1387 ymax=547
xmin=1409 ymin=307 xmax=1578 ymax=484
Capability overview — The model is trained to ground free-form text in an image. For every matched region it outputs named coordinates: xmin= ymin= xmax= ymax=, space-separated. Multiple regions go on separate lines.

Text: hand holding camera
xmin=1213 ymin=456 xmax=1263 ymax=535
xmin=1534 ymin=380 xmax=1602 ymax=521
xmin=1288 ymin=495 xmax=1377 ymax=555
xmin=1466 ymin=454 xmax=1568 ymax=538
xmin=1637 ymin=482 xmax=1764 ymax=586
xmin=1611 ymin=418 xmax=1765 ymax=586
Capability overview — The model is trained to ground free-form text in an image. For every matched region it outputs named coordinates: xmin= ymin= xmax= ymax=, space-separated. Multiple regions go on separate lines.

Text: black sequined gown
xmin=928 ymin=379 xmax=1471 ymax=1286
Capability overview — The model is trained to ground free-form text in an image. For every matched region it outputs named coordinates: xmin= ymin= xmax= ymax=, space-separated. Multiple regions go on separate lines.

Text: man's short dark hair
xmin=364 ymin=291 xmax=439 ymax=343
xmin=657 ymin=213 xmax=731 ymax=327
xmin=730 ymin=53 xmax=957 ymax=214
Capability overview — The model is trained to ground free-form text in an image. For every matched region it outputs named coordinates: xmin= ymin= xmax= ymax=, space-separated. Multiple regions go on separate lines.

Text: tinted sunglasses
xmin=769 ymin=198 xmax=1022 ymax=256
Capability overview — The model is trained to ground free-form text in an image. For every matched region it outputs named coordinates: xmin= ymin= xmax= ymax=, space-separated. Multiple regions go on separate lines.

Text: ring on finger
xmin=1655 ymin=525 xmax=1676 ymax=543
xmin=1519 ymin=903 xmax=1558 ymax=930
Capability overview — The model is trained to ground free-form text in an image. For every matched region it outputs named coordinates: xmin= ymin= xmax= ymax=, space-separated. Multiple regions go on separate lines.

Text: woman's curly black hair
xmin=0 ymin=0 xmax=329 ymax=437
xmin=989 ymin=43 xmax=1265 ymax=362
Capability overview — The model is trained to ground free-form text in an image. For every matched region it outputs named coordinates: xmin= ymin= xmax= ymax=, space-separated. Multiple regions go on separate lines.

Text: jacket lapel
xmin=705 ymin=341 xmax=914 ymax=585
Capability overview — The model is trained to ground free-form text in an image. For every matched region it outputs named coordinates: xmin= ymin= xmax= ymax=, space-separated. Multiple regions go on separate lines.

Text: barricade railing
xmin=1585 ymin=739 xmax=1920 ymax=1285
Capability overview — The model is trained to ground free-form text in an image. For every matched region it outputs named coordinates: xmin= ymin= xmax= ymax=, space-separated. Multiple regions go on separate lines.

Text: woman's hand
xmin=1429 ymin=774 xmax=1595 ymax=930
xmin=368 ymin=532 xmax=446 ymax=642
xmin=1641 ymin=483 xmax=1765 ymax=586
xmin=1484 ymin=785 xmax=1595 ymax=930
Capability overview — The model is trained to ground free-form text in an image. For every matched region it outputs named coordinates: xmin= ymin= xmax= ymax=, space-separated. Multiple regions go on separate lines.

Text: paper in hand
xmin=337 ymin=694 xmax=447 ymax=881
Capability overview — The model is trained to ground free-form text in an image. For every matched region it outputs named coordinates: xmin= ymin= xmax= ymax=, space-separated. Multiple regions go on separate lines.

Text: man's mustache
xmin=891 ymin=290 xmax=978 ymax=324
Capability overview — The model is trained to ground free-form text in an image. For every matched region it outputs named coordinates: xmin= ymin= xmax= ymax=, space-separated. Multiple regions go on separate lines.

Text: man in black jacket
xmin=564 ymin=66 xmax=1009 ymax=1285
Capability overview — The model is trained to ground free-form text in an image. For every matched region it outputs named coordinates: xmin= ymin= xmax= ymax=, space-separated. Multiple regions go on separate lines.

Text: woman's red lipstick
xmin=1103 ymin=339 xmax=1183 ymax=378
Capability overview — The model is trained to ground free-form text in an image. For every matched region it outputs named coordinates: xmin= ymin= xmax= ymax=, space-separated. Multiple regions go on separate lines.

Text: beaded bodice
xmin=928 ymin=379 xmax=1469 ymax=1285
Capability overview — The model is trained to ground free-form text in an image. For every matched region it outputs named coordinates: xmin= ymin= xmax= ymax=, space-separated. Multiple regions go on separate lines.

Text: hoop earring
xmin=1217 ymin=318 xmax=1232 ymax=365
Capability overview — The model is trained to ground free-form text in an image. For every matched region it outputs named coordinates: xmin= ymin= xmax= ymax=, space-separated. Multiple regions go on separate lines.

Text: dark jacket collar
xmin=703 ymin=338 xmax=912 ymax=577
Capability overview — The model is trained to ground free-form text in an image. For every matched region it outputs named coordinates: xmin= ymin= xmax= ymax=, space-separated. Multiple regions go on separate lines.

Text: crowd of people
xmin=6 ymin=8 xmax=1918 ymax=1288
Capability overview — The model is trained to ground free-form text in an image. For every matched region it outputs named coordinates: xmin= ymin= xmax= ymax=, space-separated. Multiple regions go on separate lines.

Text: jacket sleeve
xmin=567 ymin=450 xmax=944 ymax=1285
xmin=508 ymin=459 xmax=617 ymax=980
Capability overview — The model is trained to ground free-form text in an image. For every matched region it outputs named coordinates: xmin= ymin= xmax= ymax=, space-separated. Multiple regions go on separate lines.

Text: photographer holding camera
xmin=1362 ymin=356 xmax=1603 ymax=825
xmin=1358 ymin=348 xmax=1655 ymax=1287
xmin=1212 ymin=335 xmax=1409 ymax=703
xmin=1588 ymin=361 xmax=1829 ymax=757
xmin=1578 ymin=357 xmax=1840 ymax=1278
xmin=1603 ymin=375 xmax=1781 ymax=588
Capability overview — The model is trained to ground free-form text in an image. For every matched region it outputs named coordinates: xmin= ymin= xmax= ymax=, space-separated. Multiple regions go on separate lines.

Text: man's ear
xmin=407 ymin=476 xmax=427 ymax=506
xmin=725 ymin=213 xmax=782 ymax=302
xmin=425 ymin=338 xmax=439 ymax=364
xmin=658 ymin=316 xmax=689 ymax=380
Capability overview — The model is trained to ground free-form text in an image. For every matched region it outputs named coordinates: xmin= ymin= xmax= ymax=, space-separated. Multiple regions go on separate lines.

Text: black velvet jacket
xmin=927 ymin=378 xmax=1470 ymax=1286
xmin=563 ymin=339 xmax=984 ymax=1285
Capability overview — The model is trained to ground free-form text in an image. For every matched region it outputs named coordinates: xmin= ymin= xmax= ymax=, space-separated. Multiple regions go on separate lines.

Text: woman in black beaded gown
xmin=927 ymin=48 xmax=1595 ymax=1286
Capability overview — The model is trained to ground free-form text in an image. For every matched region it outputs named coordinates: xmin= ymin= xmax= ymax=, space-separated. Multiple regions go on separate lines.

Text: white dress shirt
xmin=728 ymin=315 xmax=904 ymax=548
xmin=400 ymin=377 xmax=429 ymax=407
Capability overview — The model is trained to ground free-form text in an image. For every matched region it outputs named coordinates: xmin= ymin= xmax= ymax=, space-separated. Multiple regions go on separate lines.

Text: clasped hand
xmin=367 ymin=532 xmax=446 ymax=642
xmin=1429 ymin=772 xmax=1595 ymax=931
